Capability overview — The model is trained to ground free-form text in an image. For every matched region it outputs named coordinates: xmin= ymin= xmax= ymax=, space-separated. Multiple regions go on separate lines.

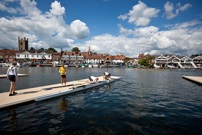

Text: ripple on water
xmin=0 ymin=68 xmax=202 ymax=134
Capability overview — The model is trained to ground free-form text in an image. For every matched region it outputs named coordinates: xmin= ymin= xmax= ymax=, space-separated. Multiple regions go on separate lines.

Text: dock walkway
xmin=182 ymin=76 xmax=202 ymax=85
xmin=0 ymin=76 xmax=120 ymax=109
xmin=0 ymin=74 xmax=28 ymax=78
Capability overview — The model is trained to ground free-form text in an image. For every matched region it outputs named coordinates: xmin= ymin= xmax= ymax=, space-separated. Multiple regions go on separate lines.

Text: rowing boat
xmin=35 ymin=77 xmax=120 ymax=101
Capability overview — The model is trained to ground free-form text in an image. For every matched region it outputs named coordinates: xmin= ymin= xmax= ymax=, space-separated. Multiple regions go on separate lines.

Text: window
xmin=21 ymin=42 xmax=23 ymax=45
xmin=0 ymin=55 xmax=2 ymax=58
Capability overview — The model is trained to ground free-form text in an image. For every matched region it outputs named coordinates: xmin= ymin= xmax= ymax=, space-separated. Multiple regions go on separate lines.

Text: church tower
xmin=18 ymin=37 xmax=28 ymax=50
xmin=88 ymin=47 xmax=91 ymax=55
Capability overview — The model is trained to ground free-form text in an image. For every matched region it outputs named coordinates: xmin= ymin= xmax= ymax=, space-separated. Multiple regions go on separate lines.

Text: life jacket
xmin=8 ymin=66 xmax=14 ymax=72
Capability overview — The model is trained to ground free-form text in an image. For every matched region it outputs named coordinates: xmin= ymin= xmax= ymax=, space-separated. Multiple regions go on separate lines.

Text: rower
xmin=103 ymin=72 xmax=111 ymax=80
xmin=88 ymin=76 xmax=99 ymax=84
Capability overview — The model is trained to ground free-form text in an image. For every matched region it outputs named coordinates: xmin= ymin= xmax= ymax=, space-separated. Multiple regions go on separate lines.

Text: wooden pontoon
xmin=0 ymin=76 xmax=121 ymax=109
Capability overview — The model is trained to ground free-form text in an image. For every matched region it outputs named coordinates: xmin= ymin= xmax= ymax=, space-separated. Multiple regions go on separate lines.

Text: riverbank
xmin=0 ymin=62 xmax=122 ymax=68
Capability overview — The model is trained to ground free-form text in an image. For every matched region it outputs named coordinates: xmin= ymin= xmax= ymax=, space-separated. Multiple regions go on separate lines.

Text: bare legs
xmin=64 ymin=78 xmax=66 ymax=85
xmin=61 ymin=77 xmax=66 ymax=86
xmin=61 ymin=77 xmax=63 ymax=85
xmin=9 ymin=82 xmax=16 ymax=94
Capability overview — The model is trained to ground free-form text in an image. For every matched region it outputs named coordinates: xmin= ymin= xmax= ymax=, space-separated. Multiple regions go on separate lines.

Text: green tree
xmin=148 ymin=56 xmax=155 ymax=60
xmin=30 ymin=47 xmax=35 ymax=50
xmin=191 ymin=54 xmax=202 ymax=57
xmin=47 ymin=47 xmax=57 ymax=52
xmin=71 ymin=47 xmax=80 ymax=53
xmin=138 ymin=58 xmax=149 ymax=66
xmin=126 ymin=57 xmax=131 ymax=61
xmin=39 ymin=48 xmax=44 ymax=51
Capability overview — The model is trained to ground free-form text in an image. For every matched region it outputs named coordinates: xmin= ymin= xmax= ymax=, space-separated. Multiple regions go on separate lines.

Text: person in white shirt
xmin=88 ymin=76 xmax=99 ymax=84
xmin=6 ymin=61 xmax=20 ymax=96
xmin=103 ymin=72 xmax=111 ymax=81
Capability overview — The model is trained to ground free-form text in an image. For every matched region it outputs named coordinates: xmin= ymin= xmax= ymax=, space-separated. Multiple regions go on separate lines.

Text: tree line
xmin=30 ymin=47 xmax=80 ymax=53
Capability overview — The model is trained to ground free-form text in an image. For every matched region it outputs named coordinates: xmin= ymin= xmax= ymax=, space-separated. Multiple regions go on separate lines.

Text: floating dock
xmin=0 ymin=74 xmax=28 ymax=78
xmin=125 ymin=68 xmax=170 ymax=71
xmin=182 ymin=76 xmax=202 ymax=85
xmin=0 ymin=76 xmax=121 ymax=110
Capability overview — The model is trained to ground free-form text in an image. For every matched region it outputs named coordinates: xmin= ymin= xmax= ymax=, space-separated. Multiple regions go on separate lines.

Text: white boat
xmin=93 ymin=64 xmax=99 ymax=67
xmin=2 ymin=63 xmax=11 ymax=67
xmin=35 ymin=76 xmax=121 ymax=101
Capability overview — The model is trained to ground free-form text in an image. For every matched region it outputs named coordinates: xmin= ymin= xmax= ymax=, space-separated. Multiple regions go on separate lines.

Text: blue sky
xmin=0 ymin=0 xmax=201 ymax=57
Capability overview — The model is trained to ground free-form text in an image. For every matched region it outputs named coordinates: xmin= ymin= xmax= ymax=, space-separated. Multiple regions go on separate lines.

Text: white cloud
xmin=0 ymin=0 xmax=90 ymax=50
xmin=117 ymin=14 xmax=127 ymax=20
xmin=69 ymin=20 xmax=90 ymax=39
xmin=77 ymin=20 xmax=202 ymax=57
xmin=0 ymin=0 xmax=18 ymax=14
xmin=177 ymin=3 xmax=192 ymax=12
xmin=134 ymin=26 xmax=159 ymax=37
xmin=164 ymin=2 xmax=176 ymax=19
xmin=118 ymin=24 xmax=133 ymax=36
xmin=118 ymin=1 xmax=160 ymax=26
xmin=5 ymin=0 xmax=16 ymax=2
xmin=168 ymin=20 xmax=202 ymax=29
xmin=66 ymin=38 xmax=74 ymax=44
xmin=20 ymin=0 xmax=41 ymax=17
xmin=164 ymin=1 xmax=192 ymax=19
xmin=50 ymin=1 xmax=65 ymax=16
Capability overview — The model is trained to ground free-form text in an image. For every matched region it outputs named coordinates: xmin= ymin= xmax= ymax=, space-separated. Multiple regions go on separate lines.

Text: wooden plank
xmin=0 ymin=76 xmax=121 ymax=109
xmin=0 ymin=74 xmax=28 ymax=78
xmin=182 ymin=76 xmax=202 ymax=85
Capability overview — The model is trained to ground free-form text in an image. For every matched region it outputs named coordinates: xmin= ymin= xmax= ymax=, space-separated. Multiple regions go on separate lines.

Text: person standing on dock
xmin=103 ymin=72 xmax=111 ymax=81
xmin=88 ymin=76 xmax=99 ymax=84
xmin=6 ymin=61 xmax=20 ymax=96
xmin=59 ymin=64 xmax=67 ymax=86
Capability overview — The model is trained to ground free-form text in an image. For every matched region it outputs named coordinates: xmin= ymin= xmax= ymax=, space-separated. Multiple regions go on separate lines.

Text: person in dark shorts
xmin=6 ymin=61 xmax=20 ymax=96
xmin=59 ymin=64 xmax=67 ymax=86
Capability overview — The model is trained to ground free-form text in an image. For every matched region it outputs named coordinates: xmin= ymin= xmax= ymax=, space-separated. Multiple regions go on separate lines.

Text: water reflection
xmin=0 ymin=68 xmax=202 ymax=134
xmin=9 ymin=108 xmax=18 ymax=132
xmin=102 ymin=84 xmax=110 ymax=91
xmin=58 ymin=97 xmax=68 ymax=113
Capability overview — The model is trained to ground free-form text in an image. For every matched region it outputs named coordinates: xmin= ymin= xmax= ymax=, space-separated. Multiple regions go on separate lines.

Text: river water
xmin=0 ymin=67 xmax=202 ymax=134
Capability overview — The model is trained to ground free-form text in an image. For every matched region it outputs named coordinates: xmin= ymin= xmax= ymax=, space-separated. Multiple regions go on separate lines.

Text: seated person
xmin=88 ymin=76 xmax=99 ymax=84
xmin=103 ymin=72 xmax=111 ymax=80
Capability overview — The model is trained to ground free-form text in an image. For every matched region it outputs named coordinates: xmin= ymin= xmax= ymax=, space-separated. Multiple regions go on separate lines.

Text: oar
xmin=41 ymin=83 xmax=87 ymax=90
xmin=119 ymin=79 xmax=134 ymax=84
